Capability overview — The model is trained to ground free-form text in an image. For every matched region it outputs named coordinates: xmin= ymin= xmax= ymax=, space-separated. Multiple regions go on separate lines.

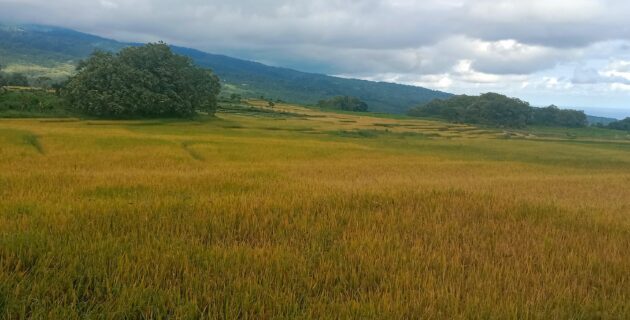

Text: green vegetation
xmin=587 ymin=114 xmax=618 ymax=126
xmin=0 ymin=72 xmax=29 ymax=87
xmin=531 ymin=105 xmax=589 ymax=127
xmin=62 ymin=43 xmax=220 ymax=118
xmin=409 ymin=93 xmax=587 ymax=128
xmin=0 ymin=24 xmax=125 ymax=67
xmin=1 ymin=103 xmax=629 ymax=318
xmin=317 ymin=96 xmax=369 ymax=112
xmin=0 ymin=64 xmax=28 ymax=87
xmin=184 ymin=49 xmax=451 ymax=113
xmin=0 ymin=89 xmax=70 ymax=118
xmin=608 ymin=117 xmax=630 ymax=131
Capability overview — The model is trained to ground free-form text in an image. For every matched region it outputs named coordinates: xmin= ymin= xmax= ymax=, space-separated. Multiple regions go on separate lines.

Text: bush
xmin=62 ymin=43 xmax=220 ymax=118
xmin=318 ymin=96 xmax=368 ymax=112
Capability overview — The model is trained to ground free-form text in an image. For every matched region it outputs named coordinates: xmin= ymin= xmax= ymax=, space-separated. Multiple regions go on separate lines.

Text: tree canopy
xmin=318 ymin=96 xmax=368 ymax=112
xmin=408 ymin=93 xmax=587 ymax=128
xmin=62 ymin=43 xmax=220 ymax=118
xmin=531 ymin=105 xmax=588 ymax=128
xmin=607 ymin=118 xmax=630 ymax=131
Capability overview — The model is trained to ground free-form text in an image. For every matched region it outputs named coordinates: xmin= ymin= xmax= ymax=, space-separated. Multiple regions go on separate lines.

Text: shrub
xmin=318 ymin=96 xmax=368 ymax=112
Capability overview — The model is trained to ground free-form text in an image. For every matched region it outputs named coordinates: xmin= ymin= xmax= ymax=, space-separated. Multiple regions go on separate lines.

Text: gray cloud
xmin=4 ymin=0 xmax=629 ymax=47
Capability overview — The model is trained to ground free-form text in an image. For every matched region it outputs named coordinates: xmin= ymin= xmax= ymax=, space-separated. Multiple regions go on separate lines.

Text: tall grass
xmin=0 ymin=108 xmax=629 ymax=318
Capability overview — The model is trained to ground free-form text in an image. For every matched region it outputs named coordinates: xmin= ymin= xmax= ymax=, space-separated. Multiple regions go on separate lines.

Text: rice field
xmin=1 ymin=102 xmax=629 ymax=319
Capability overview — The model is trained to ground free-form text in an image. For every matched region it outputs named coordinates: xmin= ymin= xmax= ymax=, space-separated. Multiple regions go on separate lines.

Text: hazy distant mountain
xmin=0 ymin=24 xmax=451 ymax=113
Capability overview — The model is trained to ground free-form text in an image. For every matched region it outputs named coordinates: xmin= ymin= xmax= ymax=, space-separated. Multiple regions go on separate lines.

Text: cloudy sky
xmin=2 ymin=0 xmax=630 ymax=117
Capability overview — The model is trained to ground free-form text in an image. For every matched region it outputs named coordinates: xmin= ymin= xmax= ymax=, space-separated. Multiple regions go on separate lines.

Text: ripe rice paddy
xmin=1 ymin=102 xmax=629 ymax=318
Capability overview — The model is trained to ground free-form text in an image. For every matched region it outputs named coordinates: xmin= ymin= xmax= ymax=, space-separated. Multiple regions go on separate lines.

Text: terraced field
xmin=1 ymin=102 xmax=629 ymax=318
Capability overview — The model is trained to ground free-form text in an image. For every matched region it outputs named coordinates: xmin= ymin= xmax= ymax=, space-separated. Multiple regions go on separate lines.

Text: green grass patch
xmin=22 ymin=133 xmax=44 ymax=154
xmin=0 ymin=90 xmax=72 ymax=118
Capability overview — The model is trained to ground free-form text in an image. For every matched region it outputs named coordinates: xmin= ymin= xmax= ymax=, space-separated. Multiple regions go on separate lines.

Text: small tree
xmin=62 ymin=43 xmax=221 ymax=118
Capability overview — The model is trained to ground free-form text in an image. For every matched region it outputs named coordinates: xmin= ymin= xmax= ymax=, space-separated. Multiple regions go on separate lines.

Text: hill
xmin=586 ymin=114 xmax=618 ymax=126
xmin=0 ymin=24 xmax=451 ymax=113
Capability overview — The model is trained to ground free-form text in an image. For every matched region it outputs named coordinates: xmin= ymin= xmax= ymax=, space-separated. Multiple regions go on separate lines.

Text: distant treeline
xmin=0 ymin=89 xmax=69 ymax=118
xmin=607 ymin=118 xmax=630 ymax=131
xmin=317 ymin=96 xmax=368 ymax=112
xmin=0 ymin=65 xmax=61 ymax=90
xmin=408 ymin=93 xmax=588 ymax=128
xmin=0 ymin=71 xmax=29 ymax=87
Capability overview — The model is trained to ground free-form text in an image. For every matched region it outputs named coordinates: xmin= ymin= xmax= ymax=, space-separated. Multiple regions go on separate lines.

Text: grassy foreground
xmin=1 ymin=103 xmax=630 ymax=319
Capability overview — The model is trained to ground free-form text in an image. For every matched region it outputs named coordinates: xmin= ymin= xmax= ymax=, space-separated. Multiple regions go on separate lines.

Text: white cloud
xmin=99 ymin=0 xmax=118 ymax=9
xmin=602 ymin=60 xmax=630 ymax=81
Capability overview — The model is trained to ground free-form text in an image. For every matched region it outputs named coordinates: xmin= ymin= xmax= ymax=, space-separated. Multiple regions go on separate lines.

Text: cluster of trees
xmin=1 ymin=65 xmax=57 ymax=89
xmin=531 ymin=105 xmax=589 ymax=127
xmin=408 ymin=93 xmax=587 ymax=128
xmin=62 ymin=43 xmax=221 ymax=118
xmin=607 ymin=118 xmax=630 ymax=131
xmin=317 ymin=96 xmax=368 ymax=112
xmin=0 ymin=69 xmax=29 ymax=88
xmin=0 ymin=89 xmax=67 ymax=117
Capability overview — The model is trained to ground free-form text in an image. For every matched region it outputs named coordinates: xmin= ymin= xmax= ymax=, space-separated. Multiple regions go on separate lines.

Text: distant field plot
xmin=1 ymin=103 xmax=629 ymax=318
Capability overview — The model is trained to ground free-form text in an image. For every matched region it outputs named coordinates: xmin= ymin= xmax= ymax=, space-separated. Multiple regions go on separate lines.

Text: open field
xmin=1 ymin=103 xmax=630 ymax=318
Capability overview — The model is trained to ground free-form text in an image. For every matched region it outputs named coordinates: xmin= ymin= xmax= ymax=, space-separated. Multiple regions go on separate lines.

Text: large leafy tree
xmin=63 ymin=43 xmax=220 ymax=118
